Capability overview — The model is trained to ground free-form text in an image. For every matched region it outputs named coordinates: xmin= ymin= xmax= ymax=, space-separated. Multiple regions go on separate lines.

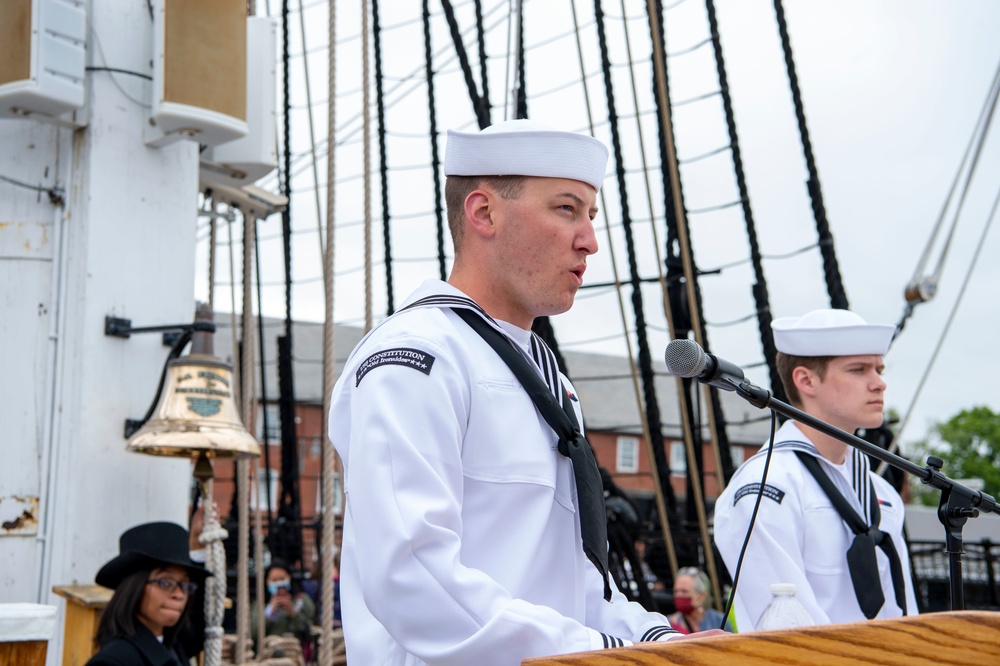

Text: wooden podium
xmin=522 ymin=611 xmax=1000 ymax=665
xmin=52 ymin=585 xmax=113 ymax=666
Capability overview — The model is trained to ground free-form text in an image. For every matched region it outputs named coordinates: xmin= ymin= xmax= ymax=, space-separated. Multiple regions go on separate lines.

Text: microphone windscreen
xmin=664 ymin=339 xmax=706 ymax=378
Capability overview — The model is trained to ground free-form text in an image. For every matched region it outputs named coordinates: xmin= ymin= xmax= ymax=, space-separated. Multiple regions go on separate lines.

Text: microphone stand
xmin=729 ymin=378 xmax=999 ymax=611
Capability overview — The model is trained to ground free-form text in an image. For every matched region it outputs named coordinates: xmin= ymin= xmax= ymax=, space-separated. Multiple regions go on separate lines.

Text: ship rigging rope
xmin=220 ymin=211 xmax=242 ymax=661
xmin=282 ymin=0 xmax=295 ymax=340
xmin=253 ymin=454 xmax=267 ymax=659
xmin=476 ymin=0 xmax=491 ymax=115
xmin=363 ymin=0 xmax=374 ymax=332
xmin=594 ymin=0 xmax=665 ymax=521
xmin=615 ymin=0 xmax=671 ymax=360
xmin=236 ymin=209 xmax=257 ymax=665
xmin=877 ymin=58 xmax=1000 ymax=471
xmin=880 ymin=184 xmax=1000 ymax=470
xmin=569 ymin=0 xmax=679 ymax=577
xmin=705 ymin=0 xmax=782 ymax=406
xmin=502 ymin=0 xmax=518 ymax=119
xmin=899 ymin=56 xmax=1000 ymax=318
xmin=207 ymin=205 xmax=217 ymax=312
xmin=319 ymin=0 xmax=338 ymax=661
xmin=372 ymin=0 xmax=396 ymax=314
xmin=199 ymin=201 xmax=225 ymax=666
xmin=647 ymin=0 xmax=736 ymax=592
xmin=423 ymin=0 xmax=448 ymax=281
xmin=624 ymin=0 xmax=719 ymax=604
xmin=255 ymin=227 xmax=276 ymax=531
xmin=618 ymin=0 xmax=728 ymax=516
xmin=296 ymin=0 xmax=327 ymax=268
xmin=772 ymin=0 xmax=848 ymax=310
xmin=601 ymin=0 xmax=700 ymax=589
xmin=440 ymin=0 xmax=491 ymax=127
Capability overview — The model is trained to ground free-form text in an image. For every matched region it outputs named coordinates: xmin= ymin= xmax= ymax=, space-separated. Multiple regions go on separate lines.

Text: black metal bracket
xmin=105 ymin=316 xmax=215 ymax=345
xmin=105 ymin=317 xmax=217 ymax=437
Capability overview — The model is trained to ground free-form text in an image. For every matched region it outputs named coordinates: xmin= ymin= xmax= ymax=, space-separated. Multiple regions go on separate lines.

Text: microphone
xmin=664 ymin=339 xmax=746 ymax=392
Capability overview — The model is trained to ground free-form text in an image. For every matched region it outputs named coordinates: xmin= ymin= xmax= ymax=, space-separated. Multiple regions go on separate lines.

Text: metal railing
xmin=909 ymin=538 xmax=1000 ymax=612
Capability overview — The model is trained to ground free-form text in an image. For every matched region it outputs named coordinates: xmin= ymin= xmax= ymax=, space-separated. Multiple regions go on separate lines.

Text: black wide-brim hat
xmin=95 ymin=521 xmax=211 ymax=590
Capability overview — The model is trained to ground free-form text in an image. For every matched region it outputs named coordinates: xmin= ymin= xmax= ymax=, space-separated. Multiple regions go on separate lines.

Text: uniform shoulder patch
xmin=733 ymin=482 xmax=785 ymax=506
xmin=356 ymin=347 xmax=436 ymax=386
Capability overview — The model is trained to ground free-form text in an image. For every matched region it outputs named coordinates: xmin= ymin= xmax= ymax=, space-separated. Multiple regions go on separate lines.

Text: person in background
xmin=302 ymin=555 xmax=341 ymax=628
xmin=713 ymin=309 xmax=918 ymax=630
xmin=251 ymin=559 xmax=316 ymax=647
xmin=86 ymin=522 xmax=209 ymax=666
xmin=667 ymin=567 xmax=734 ymax=634
xmin=302 ymin=559 xmax=321 ymax=608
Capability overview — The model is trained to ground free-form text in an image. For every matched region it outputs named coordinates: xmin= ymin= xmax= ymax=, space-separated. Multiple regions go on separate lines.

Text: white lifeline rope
xmin=199 ymin=489 xmax=229 ymax=666
xmin=319 ymin=0 xmax=338 ymax=662
xmin=253 ymin=457 xmax=267 ymax=654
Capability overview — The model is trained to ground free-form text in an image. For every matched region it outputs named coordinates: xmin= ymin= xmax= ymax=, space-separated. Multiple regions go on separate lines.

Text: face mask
xmin=267 ymin=580 xmax=291 ymax=596
xmin=673 ymin=595 xmax=695 ymax=615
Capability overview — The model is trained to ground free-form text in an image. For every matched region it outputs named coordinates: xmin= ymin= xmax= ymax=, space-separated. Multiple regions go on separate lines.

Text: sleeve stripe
xmin=640 ymin=625 xmax=679 ymax=642
xmin=600 ymin=632 xmax=626 ymax=648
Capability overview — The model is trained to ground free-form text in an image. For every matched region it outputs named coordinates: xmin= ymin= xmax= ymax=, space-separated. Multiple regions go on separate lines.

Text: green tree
xmin=911 ymin=406 xmax=1000 ymax=506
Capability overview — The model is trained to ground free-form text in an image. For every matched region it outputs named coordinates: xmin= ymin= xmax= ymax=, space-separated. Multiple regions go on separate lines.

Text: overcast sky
xmin=197 ymin=0 xmax=1000 ymax=455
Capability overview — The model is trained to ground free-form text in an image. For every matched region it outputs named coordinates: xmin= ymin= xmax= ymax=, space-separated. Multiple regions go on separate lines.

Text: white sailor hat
xmin=771 ymin=308 xmax=895 ymax=357
xmin=443 ymin=119 xmax=609 ymax=191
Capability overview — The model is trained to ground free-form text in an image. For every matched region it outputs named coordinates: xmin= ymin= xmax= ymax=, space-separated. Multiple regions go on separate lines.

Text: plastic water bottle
xmin=755 ymin=583 xmax=814 ymax=631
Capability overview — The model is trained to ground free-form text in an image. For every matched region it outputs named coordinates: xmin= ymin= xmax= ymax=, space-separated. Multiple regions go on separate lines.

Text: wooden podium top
xmin=522 ymin=610 xmax=1000 ymax=665
xmin=51 ymin=586 xmax=113 ymax=609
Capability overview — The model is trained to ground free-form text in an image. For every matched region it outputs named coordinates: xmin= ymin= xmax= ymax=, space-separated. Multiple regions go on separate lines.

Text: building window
xmin=257 ymin=403 xmax=281 ymax=442
xmin=670 ymin=441 xmax=687 ymax=475
xmin=616 ymin=436 xmax=640 ymax=473
xmin=253 ymin=468 xmax=280 ymax=511
xmin=730 ymin=445 xmax=745 ymax=467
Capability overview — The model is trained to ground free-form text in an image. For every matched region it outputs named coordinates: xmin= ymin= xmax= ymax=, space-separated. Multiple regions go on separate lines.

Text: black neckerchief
xmin=452 ymin=307 xmax=612 ymax=601
xmin=794 ymin=451 xmax=907 ymax=619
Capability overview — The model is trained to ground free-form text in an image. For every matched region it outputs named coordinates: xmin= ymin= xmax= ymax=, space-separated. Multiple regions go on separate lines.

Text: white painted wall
xmin=1 ymin=2 xmax=202 ymax=663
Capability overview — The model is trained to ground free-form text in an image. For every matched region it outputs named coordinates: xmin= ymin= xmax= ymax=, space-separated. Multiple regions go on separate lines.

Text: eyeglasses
xmin=147 ymin=578 xmax=198 ymax=595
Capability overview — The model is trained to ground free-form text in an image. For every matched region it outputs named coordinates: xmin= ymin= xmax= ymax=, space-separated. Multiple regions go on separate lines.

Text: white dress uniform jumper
xmin=328 ymin=280 xmax=678 ymax=666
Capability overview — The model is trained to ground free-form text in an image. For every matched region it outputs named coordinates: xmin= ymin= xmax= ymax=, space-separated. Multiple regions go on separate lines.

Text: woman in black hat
xmin=86 ymin=521 xmax=209 ymax=666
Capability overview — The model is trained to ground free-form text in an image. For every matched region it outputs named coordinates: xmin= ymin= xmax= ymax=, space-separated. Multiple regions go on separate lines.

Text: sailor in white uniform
xmin=713 ymin=309 xmax=918 ymax=631
xmin=328 ymin=120 xmax=689 ymax=666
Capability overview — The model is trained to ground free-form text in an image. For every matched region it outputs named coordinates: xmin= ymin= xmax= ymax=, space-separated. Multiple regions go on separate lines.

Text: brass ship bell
xmin=126 ymin=353 xmax=260 ymax=459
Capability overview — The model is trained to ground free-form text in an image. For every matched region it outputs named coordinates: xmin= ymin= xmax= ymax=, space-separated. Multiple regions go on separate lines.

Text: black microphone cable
xmin=718 ymin=409 xmax=778 ymax=630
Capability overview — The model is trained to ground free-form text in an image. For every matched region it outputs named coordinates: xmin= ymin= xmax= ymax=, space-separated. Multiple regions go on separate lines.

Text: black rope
xmin=439 ymin=0 xmax=490 ymax=128
xmin=773 ymin=0 xmax=849 ymax=309
xmin=275 ymin=0 xmax=303 ymax=566
xmin=281 ymin=0 xmax=294 ymax=336
xmin=594 ymin=0 xmax=668 ymax=507
xmin=255 ymin=220 xmax=275 ymax=534
xmin=423 ymin=0 xmax=447 ymax=280
xmin=515 ymin=7 xmax=528 ymax=119
xmin=705 ymin=0 xmax=784 ymax=407
xmin=372 ymin=0 xmax=396 ymax=314
xmin=474 ymin=0 xmax=491 ymax=116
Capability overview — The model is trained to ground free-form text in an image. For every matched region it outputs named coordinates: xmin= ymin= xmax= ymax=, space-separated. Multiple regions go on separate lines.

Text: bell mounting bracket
xmin=104 ymin=316 xmax=217 ymax=437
